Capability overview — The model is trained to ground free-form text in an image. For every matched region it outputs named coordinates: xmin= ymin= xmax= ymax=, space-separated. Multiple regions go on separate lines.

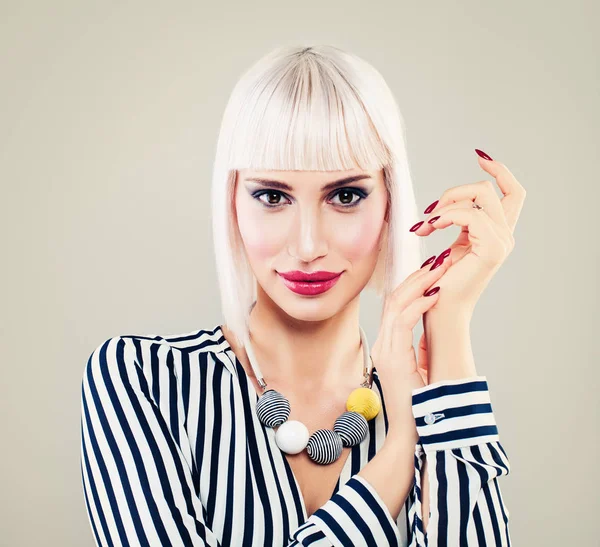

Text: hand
xmin=416 ymin=331 xmax=429 ymax=386
xmin=412 ymin=150 xmax=527 ymax=317
xmin=370 ymin=252 xmax=452 ymax=435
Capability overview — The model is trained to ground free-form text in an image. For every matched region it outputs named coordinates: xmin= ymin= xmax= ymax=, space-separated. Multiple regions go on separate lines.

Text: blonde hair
xmin=210 ymin=45 xmax=425 ymax=348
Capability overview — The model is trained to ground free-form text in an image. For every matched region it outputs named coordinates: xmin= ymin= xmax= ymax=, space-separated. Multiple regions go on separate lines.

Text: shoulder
xmin=82 ymin=323 xmax=231 ymax=393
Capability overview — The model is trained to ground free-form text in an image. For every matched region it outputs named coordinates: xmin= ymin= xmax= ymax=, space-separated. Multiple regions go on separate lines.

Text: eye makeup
xmin=250 ymin=187 xmax=370 ymax=209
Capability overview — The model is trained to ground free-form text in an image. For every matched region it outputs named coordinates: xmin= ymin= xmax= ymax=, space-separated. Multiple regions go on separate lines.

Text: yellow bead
xmin=346 ymin=387 xmax=381 ymax=421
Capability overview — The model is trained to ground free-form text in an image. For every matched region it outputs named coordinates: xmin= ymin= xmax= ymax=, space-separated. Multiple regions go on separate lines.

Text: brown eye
xmin=337 ymin=190 xmax=354 ymax=205
xmin=253 ymin=190 xmax=291 ymax=208
xmin=329 ymin=188 xmax=366 ymax=208
xmin=252 ymin=188 xmax=367 ymax=209
xmin=265 ymin=191 xmax=281 ymax=205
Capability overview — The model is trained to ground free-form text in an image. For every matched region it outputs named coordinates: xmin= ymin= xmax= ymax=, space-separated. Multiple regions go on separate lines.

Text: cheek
xmin=335 ymin=216 xmax=383 ymax=260
xmin=236 ymin=202 xmax=285 ymax=261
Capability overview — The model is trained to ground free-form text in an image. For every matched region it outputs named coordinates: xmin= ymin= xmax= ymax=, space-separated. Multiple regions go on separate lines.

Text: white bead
xmin=275 ymin=420 xmax=309 ymax=454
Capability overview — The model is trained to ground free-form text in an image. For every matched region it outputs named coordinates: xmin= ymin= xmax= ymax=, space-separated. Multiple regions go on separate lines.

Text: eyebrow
xmin=244 ymin=174 xmax=373 ymax=192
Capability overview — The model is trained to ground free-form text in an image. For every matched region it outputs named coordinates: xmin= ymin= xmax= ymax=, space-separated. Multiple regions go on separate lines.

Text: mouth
xmin=277 ymin=270 xmax=343 ymax=296
xmin=277 ymin=270 xmax=343 ymax=282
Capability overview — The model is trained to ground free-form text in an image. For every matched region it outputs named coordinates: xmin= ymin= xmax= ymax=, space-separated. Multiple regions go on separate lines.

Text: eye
xmin=251 ymin=188 xmax=368 ymax=209
xmin=329 ymin=188 xmax=366 ymax=208
xmin=253 ymin=190 xmax=291 ymax=207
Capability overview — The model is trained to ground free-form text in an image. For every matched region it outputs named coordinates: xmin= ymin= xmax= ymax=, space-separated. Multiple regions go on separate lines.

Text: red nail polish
xmin=424 ymin=200 xmax=439 ymax=214
xmin=410 ymin=221 xmax=424 ymax=232
xmin=475 ymin=149 xmax=493 ymax=161
xmin=440 ymin=247 xmax=452 ymax=259
xmin=428 ymin=215 xmax=440 ymax=224
xmin=421 ymin=255 xmax=436 ymax=268
xmin=425 ymin=286 xmax=440 ymax=296
xmin=430 ymin=249 xmax=451 ymax=271
xmin=430 ymin=257 xmax=444 ymax=270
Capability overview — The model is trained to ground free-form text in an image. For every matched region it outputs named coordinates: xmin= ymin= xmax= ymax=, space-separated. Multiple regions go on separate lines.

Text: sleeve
xmin=80 ymin=335 xmax=224 ymax=546
xmin=406 ymin=376 xmax=512 ymax=546
xmin=80 ymin=336 xmax=403 ymax=547
xmin=287 ymin=475 xmax=402 ymax=546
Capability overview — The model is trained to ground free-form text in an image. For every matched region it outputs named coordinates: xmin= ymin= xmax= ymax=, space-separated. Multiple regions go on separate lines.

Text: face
xmin=234 ymin=167 xmax=389 ymax=321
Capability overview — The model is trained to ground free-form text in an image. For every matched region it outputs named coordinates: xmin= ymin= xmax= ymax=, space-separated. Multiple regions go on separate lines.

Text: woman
xmin=80 ymin=45 xmax=523 ymax=546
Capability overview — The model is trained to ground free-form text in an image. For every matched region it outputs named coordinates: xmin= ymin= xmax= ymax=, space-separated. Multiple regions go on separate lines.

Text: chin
xmin=275 ymin=289 xmax=349 ymax=323
xmin=280 ymin=304 xmax=341 ymax=324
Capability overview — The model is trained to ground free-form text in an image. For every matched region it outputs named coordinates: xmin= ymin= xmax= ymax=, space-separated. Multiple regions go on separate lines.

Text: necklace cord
xmin=243 ymin=326 xmax=373 ymax=392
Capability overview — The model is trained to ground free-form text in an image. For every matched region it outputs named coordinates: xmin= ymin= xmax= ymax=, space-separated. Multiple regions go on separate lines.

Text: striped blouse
xmin=80 ymin=324 xmax=512 ymax=546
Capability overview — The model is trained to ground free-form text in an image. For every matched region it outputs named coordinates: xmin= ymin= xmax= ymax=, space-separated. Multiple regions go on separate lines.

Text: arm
xmin=291 ymin=428 xmax=418 ymax=546
xmin=408 ymin=376 xmax=512 ymax=546
xmin=80 ymin=336 xmax=223 ymax=546
xmin=80 ymin=336 xmax=408 ymax=547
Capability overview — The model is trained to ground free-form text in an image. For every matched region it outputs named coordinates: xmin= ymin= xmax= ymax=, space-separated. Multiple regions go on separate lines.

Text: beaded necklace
xmin=242 ymin=326 xmax=382 ymax=465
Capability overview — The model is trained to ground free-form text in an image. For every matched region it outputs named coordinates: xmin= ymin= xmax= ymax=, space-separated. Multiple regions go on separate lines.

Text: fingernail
xmin=425 ymin=286 xmax=440 ymax=296
xmin=439 ymin=247 xmax=452 ymax=259
xmin=420 ymin=255 xmax=436 ymax=268
xmin=424 ymin=200 xmax=439 ymax=214
xmin=428 ymin=215 xmax=440 ymax=224
xmin=475 ymin=149 xmax=494 ymax=161
xmin=409 ymin=221 xmax=424 ymax=232
xmin=430 ymin=258 xmax=444 ymax=270
xmin=429 ymin=248 xmax=451 ymax=270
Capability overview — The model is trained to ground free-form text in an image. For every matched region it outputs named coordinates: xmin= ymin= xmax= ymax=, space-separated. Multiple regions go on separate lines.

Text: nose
xmin=287 ymin=206 xmax=328 ymax=263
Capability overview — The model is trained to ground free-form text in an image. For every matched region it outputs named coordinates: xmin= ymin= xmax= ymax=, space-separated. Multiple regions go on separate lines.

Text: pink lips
xmin=278 ymin=270 xmax=343 ymax=295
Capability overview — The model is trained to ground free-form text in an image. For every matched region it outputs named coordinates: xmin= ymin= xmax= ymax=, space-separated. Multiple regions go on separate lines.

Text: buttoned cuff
xmin=411 ymin=375 xmax=499 ymax=453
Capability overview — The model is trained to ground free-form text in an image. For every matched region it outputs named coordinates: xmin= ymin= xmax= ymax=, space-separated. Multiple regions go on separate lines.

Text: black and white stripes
xmin=80 ymin=325 xmax=512 ymax=546
xmin=256 ymin=389 xmax=291 ymax=428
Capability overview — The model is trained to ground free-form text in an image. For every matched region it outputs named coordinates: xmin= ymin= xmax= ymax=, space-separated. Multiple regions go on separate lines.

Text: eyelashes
xmin=251 ymin=188 xmax=368 ymax=209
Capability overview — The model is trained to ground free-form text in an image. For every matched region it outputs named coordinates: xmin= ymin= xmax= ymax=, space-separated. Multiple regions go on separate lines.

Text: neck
xmin=245 ymin=289 xmax=365 ymax=392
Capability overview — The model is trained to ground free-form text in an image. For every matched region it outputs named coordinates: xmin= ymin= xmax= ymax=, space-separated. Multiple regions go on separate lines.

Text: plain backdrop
xmin=1 ymin=1 xmax=598 ymax=545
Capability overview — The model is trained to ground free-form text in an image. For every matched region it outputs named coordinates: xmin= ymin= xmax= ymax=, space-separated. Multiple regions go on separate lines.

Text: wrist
xmin=425 ymin=307 xmax=472 ymax=328
xmin=423 ymin=309 xmax=477 ymax=384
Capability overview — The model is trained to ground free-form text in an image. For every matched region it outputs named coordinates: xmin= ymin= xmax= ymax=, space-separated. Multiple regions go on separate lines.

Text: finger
xmin=383 ymin=252 xmax=440 ymax=314
xmin=414 ymin=198 xmax=495 ymax=237
xmin=378 ymin=297 xmax=416 ymax=357
xmin=429 ymin=207 xmax=510 ymax=264
xmin=418 ymin=199 xmax=506 ymax=244
xmin=387 ymin=252 xmax=452 ymax=311
xmin=476 ymin=154 xmax=526 ymax=232
xmin=421 ymin=180 xmax=506 ymax=230
xmin=394 ymin=289 xmax=442 ymax=332
xmin=380 ymin=256 xmax=448 ymax=354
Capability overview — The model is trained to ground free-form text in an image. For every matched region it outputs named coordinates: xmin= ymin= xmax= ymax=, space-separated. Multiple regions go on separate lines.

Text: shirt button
xmin=424 ymin=413 xmax=436 ymax=425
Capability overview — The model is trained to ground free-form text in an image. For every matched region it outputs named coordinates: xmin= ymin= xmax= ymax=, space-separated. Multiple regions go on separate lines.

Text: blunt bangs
xmin=226 ymin=49 xmax=392 ymax=173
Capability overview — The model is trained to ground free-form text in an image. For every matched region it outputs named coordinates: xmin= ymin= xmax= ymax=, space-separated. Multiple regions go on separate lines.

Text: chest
xmin=284 ymin=445 xmax=353 ymax=517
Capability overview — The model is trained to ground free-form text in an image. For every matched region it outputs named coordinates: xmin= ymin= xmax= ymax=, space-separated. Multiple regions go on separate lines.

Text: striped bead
xmin=333 ymin=411 xmax=369 ymax=447
xmin=256 ymin=389 xmax=290 ymax=428
xmin=306 ymin=429 xmax=343 ymax=465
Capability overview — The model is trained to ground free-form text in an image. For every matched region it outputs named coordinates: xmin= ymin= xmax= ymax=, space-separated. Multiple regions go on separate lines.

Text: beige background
xmin=1 ymin=1 xmax=598 ymax=545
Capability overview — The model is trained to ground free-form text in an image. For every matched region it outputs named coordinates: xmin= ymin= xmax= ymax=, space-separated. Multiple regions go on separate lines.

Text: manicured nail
xmin=421 ymin=255 xmax=436 ymax=268
xmin=424 ymin=200 xmax=439 ymax=214
xmin=430 ymin=256 xmax=445 ymax=270
xmin=425 ymin=286 xmax=440 ymax=296
xmin=428 ymin=215 xmax=440 ymax=224
xmin=430 ymin=248 xmax=451 ymax=270
xmin=475 ymin=149 xmax=493 ymax=161
xmin=409 ymin=221 xmax=424 ymax=232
